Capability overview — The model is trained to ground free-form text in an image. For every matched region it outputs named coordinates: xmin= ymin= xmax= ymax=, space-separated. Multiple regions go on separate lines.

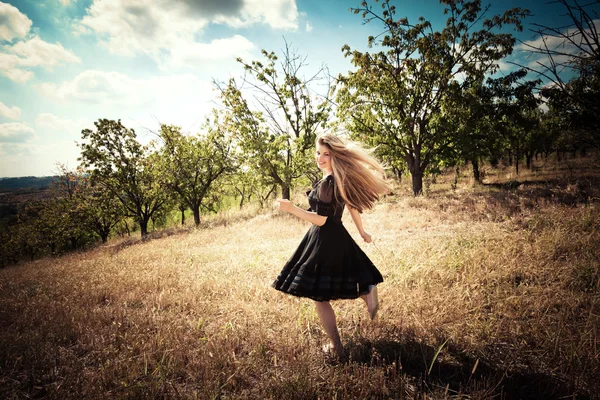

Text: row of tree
xmin=1 ymin=0 xmax=597 ymax=265
xmin=338 ymin=0 xmax=598 ymax=194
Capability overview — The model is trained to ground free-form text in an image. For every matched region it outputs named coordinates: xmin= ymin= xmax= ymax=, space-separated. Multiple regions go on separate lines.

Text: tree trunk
xmin=407 ymin=155 xmax=424 ymax=196
xmin=453 ymin=166 xmax=460 ymax=190
xmin=411 ymin=172 xmax=423 ymax=196
xmin=471 ymin=159 xmax=480 ymax=183
xmin=525 ymin=153 xmax=533 ymax=170
xmin=281 ymin=184 xmax=291 ymax=200
xmin=392 ymin=166 xmax=402 ymax=182
xmin=192 ymin=207 xmax=201 ymax=226
xmin=100 ymin=232 xmax=108 ymax=243
xmin=139 ymin=218 xmax=149 ymax=237
xmin=180 ymin=208 xmax=185 ymax=226
xmin=237 ymin=187 xmax=246 ymax=209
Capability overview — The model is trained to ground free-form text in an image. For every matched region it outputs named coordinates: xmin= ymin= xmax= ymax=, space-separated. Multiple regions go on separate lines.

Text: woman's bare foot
xmin=322 ymin=342 xmax=345 ymax=360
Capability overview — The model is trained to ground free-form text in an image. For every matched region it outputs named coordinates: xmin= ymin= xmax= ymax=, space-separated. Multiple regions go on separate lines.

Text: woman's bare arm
xmin=277 ymin=199 xmax=328 ymax=226
xmin=348 ymin=206 xmax=372 ymax=243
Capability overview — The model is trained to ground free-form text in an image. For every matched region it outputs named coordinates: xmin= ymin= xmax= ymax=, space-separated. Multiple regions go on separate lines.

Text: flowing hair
xmin=317 ymin=134 xmax=390 ymax=212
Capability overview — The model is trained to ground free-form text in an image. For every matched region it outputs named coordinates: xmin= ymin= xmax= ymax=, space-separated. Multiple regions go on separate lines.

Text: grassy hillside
xmin=1 ymin=158 xmax=599 ymax=399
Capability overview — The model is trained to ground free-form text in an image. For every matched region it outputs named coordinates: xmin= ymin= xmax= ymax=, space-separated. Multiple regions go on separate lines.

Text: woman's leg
xmin=360 ymin=285 xmax=379 ymax=320
xmin=314 ymin=301 xmax=344 ymax=358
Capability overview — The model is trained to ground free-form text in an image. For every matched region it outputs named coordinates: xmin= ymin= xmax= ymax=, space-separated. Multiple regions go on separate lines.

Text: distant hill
xmin=0 ymin=176 xmax=56 ymax=192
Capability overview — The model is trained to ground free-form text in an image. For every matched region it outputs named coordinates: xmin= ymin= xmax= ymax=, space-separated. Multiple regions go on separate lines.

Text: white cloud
xmin=0 ymin=116 xmax=83 ymax=176
xmin=0 ymin=140 xmax=81 ymax=176
xmin=35 ymin=113 xmax=85 ymax=137
xmin=77 ymin=0 xmax=297 ymax=67
xmin=494 ymin=58 xmax=517 ymax=74
xmin=0 ymin=1 xmax=32 ymax=42
xmin=0 ymin=142 xmax=33 ymax=160
xmin=516 ymin=19 xmax=600 ymax=67
xmin=0 ymin=4 xmax=76 ymax=82
xmin=37 ymin=70 xmax=212 ymax=107
xmin=38 ymin=70 xmax=145 ymax=104
xmin=59 ymin=0 xmax=75 ymax=5
xmin=216 ymin=0 xmax=298 ymax=30
xmin=0 ymin=36 xmax=81 ymax=82
xmin=169 ymin=35 xmax=254 ymax=68
xmin=0 ymin=101 xmax=22 ymax=120
xmin=0 ymin=115 xmax=83 ymax=176
xmin=306 ymin=21 xmax=313 ymax=32
xmin=0 ymin=142 xmax=33 ymax=157
xmin=36 ymin=70 xmax=216 ymax=132
xmin=0 ymin=122 xmax=35 ymax=142
xmin=10 ymin=36 xmax=81 ymax=69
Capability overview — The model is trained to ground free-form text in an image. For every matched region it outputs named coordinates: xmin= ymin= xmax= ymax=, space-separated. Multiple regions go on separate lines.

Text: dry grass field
xmin=1 ymin=156 xmax=599 ymax=399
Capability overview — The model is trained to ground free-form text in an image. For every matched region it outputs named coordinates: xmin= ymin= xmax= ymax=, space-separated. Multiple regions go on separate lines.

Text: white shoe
xmin=366 ymin=285 xmax=379 ymax=320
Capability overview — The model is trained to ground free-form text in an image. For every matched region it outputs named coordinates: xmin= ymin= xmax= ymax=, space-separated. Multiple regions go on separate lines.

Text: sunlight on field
xmin=1 ymin=160 xmax=599 ymax=399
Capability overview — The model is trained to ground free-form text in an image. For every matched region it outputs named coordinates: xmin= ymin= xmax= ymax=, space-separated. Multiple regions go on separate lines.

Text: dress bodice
xmin=307 ymin=175 xmax=344 ymax=221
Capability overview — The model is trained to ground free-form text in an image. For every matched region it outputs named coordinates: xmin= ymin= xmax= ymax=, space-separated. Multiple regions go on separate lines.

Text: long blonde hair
xmin=317 ymin=134 xmax=390 ymax=212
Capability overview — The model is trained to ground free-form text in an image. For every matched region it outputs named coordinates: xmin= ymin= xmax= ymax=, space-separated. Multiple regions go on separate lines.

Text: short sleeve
xmin=317 ymin=176 xmax=334 ymax=202
xmin=313 ymin=176 xmax=335 ymax=217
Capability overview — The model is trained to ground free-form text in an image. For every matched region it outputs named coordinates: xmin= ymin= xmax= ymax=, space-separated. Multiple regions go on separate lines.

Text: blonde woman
xmin=274 ymin=133 xmax=390 ymax=360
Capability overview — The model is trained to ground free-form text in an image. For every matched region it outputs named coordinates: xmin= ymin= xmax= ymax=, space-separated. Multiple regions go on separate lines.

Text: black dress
xmin=272 ymin=175 xmax=384 ymax=302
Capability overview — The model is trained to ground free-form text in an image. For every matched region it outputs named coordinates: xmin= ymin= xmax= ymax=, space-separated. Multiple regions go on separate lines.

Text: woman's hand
xmin=360 ymin=231 xmax=372 ymax=243
xmin=277 ymin=199 xmax=296 ymax=213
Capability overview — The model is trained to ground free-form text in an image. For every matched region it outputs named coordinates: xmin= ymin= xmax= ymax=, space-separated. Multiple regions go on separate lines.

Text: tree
xmin=218 ymin=44 xmax=333 ymax=199
xmin=51 ymin=164 xmax=125 ymax=244
xmin=78 ymin=119 xmax=171 ymax=237
xmin=337 ymin=0 xmax=530 ymax=195
xmin=487 ymin=70 xmax=541 ymax=175
xmin=450 ymin=79 xmax=498 ymax=182
xmin=76 ymin=173 xmax=125 ymax=243
xmin=14 ymin=200 xmax=53 ymax=259
xmin=155 ymin=120 xmax=233 ymax=226
xmin=49 ymin=164 xmax=88 ymax=250
xmin=516 ymin=0 xmax=600 ymax=148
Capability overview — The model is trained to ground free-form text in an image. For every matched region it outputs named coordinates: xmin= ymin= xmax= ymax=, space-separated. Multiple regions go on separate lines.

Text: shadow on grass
xmin=481 ymin=175 xmax=600 ymax=207
xmin=344 ymin=337 xmax=591 ymax=400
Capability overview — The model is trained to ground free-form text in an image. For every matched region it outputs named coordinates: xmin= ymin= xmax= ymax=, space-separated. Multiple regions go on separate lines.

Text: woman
xmin=273 ymin=133 xmax=390 ymax=359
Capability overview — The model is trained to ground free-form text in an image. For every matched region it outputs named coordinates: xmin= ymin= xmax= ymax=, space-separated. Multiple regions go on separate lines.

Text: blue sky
xmin=0 ymin=0 xmax=591 ymax=177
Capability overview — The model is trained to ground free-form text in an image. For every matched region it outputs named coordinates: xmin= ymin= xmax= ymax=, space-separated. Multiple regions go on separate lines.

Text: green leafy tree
xmin=78 ymin=119 xmax=171 ymax=237
xmin=225 ymin=167 xmax=278 ymax=209
xmin=337 ymin=0 xmax=530 ymax=195
xmin=75 ymin=172 xmax=125 ymax=243
xmin=536 ymin=111 xmax=562 ymax=159
xmin=49 ymin=164 xmax=97 ymax=249
xmin=155 ymin=120 xmax=233 ymax=226
xmin=14 ymin=201 xmax=51 ymax=259
xmin=516 ymin=0 xmax=599 ymax=148
xmin=487 ymin=70 xmax=541 ymax=175
xmin=448 ymin=79 xmax=498 ymax=182
xmin=51 ymin=164 xmax=125 ymax=244
xmin=218 ymin=44 xmax=333 ymax=199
